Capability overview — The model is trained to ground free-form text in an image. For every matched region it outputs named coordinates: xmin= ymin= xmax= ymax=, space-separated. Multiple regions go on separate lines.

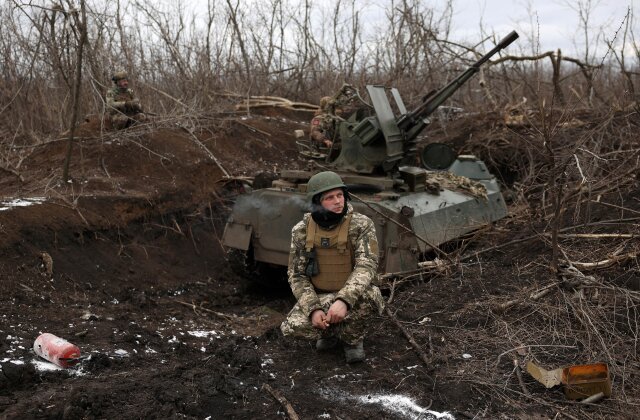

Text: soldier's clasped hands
xmin=311 ymin=299 xmax=348 ymax=330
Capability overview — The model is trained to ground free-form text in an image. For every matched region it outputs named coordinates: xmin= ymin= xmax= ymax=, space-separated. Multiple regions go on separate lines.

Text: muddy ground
xmin=0 ymin=106 xmax=638 ymax=419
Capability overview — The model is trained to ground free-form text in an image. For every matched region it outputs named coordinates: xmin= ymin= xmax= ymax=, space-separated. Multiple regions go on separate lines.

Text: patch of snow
xmin=188 ymin=330 xmax=220 ymax=338
xmin=200 ymin=347 xmax=206 ymax=352
xmin=356 ymin=394 xmax=454 ymax=419
xmin=32 ymin=360 xmax=62 ymax=372
xmin=114 ymin=349 xmax=129 ymax=356
xmin=0 ymin=197 xmax=46 ymax=211
xmin=462 ymin=353 xmax=472 ymax=359
xmin=261 ymin=358 xmax=274 ymax=368
xmin=9 ymin=360 xmax=25 ymax=365
xmin=69 ymin=366 xmax=88 ymax=377
xmin=321 ymin=389 xmax=455 ymax=420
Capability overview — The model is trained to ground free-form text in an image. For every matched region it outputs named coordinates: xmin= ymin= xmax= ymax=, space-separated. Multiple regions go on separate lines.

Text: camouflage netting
xmin=426 ymin=171 xmax=488 ymax=199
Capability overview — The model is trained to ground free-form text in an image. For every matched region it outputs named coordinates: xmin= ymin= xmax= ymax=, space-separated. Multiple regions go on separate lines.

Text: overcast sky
xmin=443 ymin=0 xmax=636 ymax=57
xmin=181 ymin=0 xmax=636 ymax=59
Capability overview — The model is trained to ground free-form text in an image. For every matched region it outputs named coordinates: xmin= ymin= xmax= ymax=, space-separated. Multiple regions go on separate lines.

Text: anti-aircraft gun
xmin=222 ymin=31 xmax=519 ymax=278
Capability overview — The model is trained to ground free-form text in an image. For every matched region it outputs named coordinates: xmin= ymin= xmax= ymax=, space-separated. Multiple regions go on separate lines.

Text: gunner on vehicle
xmin=280 ymin=171 xmax=384 ymax=363
xmin=309 ymin=96 xmax=336 ymax=149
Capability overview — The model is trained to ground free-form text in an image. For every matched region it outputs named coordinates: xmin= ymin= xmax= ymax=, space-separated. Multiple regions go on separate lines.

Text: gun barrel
xmin=497 ymin=30 xmax=520 ymax=50
xmin=400 ymin=30 xmax=519 ymax=129
xmin=475 ymin=30 xmax=519 ymax=68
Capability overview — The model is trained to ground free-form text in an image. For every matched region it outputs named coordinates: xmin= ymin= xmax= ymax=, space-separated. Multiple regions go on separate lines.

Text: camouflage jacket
xmin=309 ymin=113 xmax=336 ymax=145
xmin=106 ymin=87 xmax=141 ymax=115
xmin=287 ymin=203 xmax=379 ymax=318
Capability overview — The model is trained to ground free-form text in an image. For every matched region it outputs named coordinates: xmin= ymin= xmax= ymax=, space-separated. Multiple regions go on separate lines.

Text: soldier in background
xmin=309 ymin=96 xmax=335 ymax=148
xmin=105 ymin=71 xmax=145 ymax=129
xmin=309 ymin=86 xmax=362 ymax=150
xmin=280 ymin=171 xmax=384 ymax=363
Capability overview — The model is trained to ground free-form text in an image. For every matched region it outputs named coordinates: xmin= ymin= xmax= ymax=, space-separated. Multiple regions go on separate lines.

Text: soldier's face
xmin=320 ymin=188 xmax=344 ymax=214
xmin=117 ymin=78 xmax=128 ymax=89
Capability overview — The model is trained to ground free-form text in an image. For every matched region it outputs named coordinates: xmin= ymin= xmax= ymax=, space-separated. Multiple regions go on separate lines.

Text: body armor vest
xmin=305 ymin=214 xmax=353 ymax=292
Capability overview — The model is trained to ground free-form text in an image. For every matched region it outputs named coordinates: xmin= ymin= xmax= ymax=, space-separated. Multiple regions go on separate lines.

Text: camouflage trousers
xmin=106 ymin=112 xmax=147 ymax=130
xmin=280 ymin=288 xmax=384 ymax=346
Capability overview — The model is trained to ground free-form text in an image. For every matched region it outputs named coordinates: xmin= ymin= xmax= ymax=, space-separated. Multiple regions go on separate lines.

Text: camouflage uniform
xmin=280 ymin=203 xmax=384 ymax=345
xmin=105 ymin=87 xmax=143 ymax=129
xmin=309 ymin=112 xmax=336 ymax=147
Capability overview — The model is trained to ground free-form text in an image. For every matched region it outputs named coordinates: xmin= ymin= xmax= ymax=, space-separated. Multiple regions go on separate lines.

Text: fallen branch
xmin=48 ymin=196 xmax=90 ymax=228
xmin=0 ymin=166 xmax=24 ymax=182
xmin=553 ymin=233 xmax=638 ymax=239
xmin=100 ymin=157 xmax=111 ymax=178
xmin=513 ymin=358 xmax=530 ymax=396
xmin=179 ymin=127 xmax=230 ymax=177
xmin=581 ymin=392 xmax=605 ymax=404
xmin=494 ymin=344 xmax=578 ymax=368
xmin=126 ymin=138 xmax=173 ymax=161
xmin=492 ymin=282 xmax=559 ymax=313
xmin=174 ymin=299 xmax=235 ymax=320
xmin=233 ymin=95 xmax=317 ymax=113
xmin=139 ymin=80 xmax=190 ymax=109
xmin=385 ymin=306 xmax=434 ymax=380
xmin=462 ymin=216 xmax=640 ymax=262
xmin=262 ymin=383 xmax=300 ymax=420
xmin=234 ymin=120 xmax=272 ymax=137
xmin=591 ymin=199 xmax=640 ymax=215
xmin=563 ymin=252 xmax=638 ymax=272
xmin=380 ymin=258 xmax=449 ymax=280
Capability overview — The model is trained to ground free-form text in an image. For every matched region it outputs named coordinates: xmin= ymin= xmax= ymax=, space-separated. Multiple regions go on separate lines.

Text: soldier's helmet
xmin=112 ymin=71 xmax=128 ymax=83
xmin=307 ymin=171 xmax=347 ymax=202
xmin=319 ymin=96 xmax=332 ymax=111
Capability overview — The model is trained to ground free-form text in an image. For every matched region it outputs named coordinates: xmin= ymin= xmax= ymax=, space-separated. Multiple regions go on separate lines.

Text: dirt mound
xmin=1 ymin=106 xmax=638 ymax=419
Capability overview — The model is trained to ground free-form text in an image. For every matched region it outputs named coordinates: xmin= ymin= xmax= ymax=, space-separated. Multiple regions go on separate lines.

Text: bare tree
xmin=62 ymin=0 xmax=88 ymax=183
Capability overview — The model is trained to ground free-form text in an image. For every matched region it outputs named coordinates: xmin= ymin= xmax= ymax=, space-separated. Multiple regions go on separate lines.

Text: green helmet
xmin=112 ymin=70 xmax=128 ymax=82
xmin=307 ymin=171 xmax=346 ymax=201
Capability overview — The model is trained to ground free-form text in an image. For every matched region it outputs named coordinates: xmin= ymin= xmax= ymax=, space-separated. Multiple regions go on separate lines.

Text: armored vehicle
xmin=222 ymin=31 xmax=519 ymax=278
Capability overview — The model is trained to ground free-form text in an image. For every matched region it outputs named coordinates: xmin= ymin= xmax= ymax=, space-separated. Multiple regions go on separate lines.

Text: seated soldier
xmin=105 ymin=71 xmax=145 ymax=129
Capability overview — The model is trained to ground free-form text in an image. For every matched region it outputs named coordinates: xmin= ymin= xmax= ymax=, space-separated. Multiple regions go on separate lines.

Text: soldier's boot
xmin=343 ymin=341 xmax=365 ymax=363
xmin=316 ymin=337 xmax=339 ymax=351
